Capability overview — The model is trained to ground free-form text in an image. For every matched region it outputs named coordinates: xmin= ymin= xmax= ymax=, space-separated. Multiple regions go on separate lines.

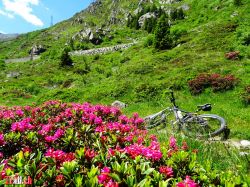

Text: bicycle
xmin=144 ymin=90 xmax=230 ymax=140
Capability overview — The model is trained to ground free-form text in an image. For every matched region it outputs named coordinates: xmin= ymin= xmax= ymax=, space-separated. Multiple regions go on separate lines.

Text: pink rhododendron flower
xmin=104 ymin=180 xmax=119 ymax=187
xmin=54 ymin=129 xmax=65 ymax=138
xmin=45 ymin=148 xmax=75 ymax=167
xmin=182 ymin=141 xmax=188 ymax=151
xmin=11 ymin=118 xmax=34 ymax=132
xmin=124 ymin=143 xmax=162 ymax=161
xmin=98 ymin=167 xmax=111 ymax=184
xmin=0 ymin=152 xmax=3 ymax=159
xmin=45 ymin=136 xmax=56 ymax=143
xmin=169 ymin=136 xmax=177 ymax=149
xmin=176 ymin=176 xmax=199 ymax=187
xmin=159 ymin=166 xmax=174 ymax=178
xmin=0 ymin=134 xmax=5 ymax=146
xmin=38 ymin=124 xmax=53 ymax=135
xmin=15 ymin=109 xmax=24 ymax=117
xmin=85 ymin=149 xmax=97 ymax=161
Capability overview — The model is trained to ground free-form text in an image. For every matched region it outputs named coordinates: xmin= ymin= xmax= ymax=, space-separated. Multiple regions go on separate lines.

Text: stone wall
xmin=69 ymin=42 xmax=137 ymax=56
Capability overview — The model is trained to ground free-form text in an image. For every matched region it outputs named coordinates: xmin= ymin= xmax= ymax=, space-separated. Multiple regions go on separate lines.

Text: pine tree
xmin=154 ymin=15 xmax=172 ymax=50
xmin=60 ymin=48 xmax=73 ymax=67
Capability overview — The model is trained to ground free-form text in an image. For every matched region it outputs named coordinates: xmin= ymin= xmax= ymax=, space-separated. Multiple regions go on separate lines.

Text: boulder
xmin=72 ymin=27 xmax=111 ymax=45
xmin=240 ymin=140 xmax=250 ymax=149
xmin=180 ymin=4 xmax=190 ymax=11
xmin=7 ymin=71 xmax=20 ymax=78
xmin=29 ymin=45 xmax=46 ymax=55
xmin=159 ymin=0 xmax=181 ymax=4
xmin=138 ymin=12 xmax=156 ymax=27
xmin=111 ymin=100 xmax=128 ymax=109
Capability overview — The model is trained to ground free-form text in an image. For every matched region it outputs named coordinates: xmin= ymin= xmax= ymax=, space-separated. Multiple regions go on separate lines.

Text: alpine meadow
xmin=0 ymin=0 xmax=250 ymax=186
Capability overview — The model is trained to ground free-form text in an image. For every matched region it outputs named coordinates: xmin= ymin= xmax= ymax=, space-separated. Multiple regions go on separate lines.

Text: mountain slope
xmin=0 ymin=0 xmax=250 ymax=139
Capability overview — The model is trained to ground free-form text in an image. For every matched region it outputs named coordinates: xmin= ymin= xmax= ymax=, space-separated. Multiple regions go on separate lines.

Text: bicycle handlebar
xmin=169 ymin=89 xmax=177 ymax=107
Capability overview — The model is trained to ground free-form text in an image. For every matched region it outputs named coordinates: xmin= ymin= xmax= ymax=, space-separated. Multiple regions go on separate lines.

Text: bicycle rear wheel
xmin=183 ymin=114 xmax=226 ymax=139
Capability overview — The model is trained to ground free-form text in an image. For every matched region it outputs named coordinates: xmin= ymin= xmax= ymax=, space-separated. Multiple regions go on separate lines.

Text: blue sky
xmin=0 ymin=0 xmax=93 ymax=34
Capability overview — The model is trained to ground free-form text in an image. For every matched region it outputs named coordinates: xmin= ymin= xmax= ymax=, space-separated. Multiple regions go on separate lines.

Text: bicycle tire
xmin=144 ymin=114 xmax=166 ymax=130
xmin=183 ymin=114 xmax=226 ymax=138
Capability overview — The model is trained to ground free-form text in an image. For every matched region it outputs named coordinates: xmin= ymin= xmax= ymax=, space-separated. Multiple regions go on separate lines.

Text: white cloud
xmin=0 ymin=9 xmax=14 ymax=18
xmin=1 ymin=0 xmax=44 ymax=26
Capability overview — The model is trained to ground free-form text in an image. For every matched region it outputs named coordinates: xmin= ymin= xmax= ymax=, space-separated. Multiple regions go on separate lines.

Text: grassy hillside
xmin=0 ymin=0 xmax=250 ymax=140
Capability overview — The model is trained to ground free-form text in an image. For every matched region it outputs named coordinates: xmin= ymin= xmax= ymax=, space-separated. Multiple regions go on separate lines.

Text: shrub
xmin=134 ymin=83 xmax=161 ymax=101
xmin=241 ymin=85 xmax=250 ymax=105
xmin=0 ymin=101 xmax=246 ymax=186
xmin=188 ymin=73 xmax=238 ymax=94
xmin=119 ymin=56 xmax=130 ymax=64
xmin=234 ymin=0 xmax=242 ymax=6
xmin=59 ymin=48 xmax=73 ymax=67
xmin=144 ymin=34 xmax=154 ymax=47
xmin=154 ymin=15 xmax=173 ymax=50
xmin=225 ymin=51 xmax=240 ymax=60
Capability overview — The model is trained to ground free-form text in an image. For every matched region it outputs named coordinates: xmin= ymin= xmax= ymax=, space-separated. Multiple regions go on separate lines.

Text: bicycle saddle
xmin=197 ymin=104 xmax=212 ymax=111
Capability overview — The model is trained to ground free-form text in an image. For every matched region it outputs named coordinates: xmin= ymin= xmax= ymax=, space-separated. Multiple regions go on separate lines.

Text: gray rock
xmin=240 ymin=140 xmax=250 ymax=148
xmin=111 ymin=100 xmax=127 ymax=109
xmin=69 ymin=42 xmax=137 ymax=56
xmin=7 ymin=72 xmax=20 ymax=78
xmin=231 ymin=12 xmax=238 ymax=18
xmin=138 ymin=12 xmax=156 ymax=27
xmin=159 ymin=0 xmax=181 ymax=4
xmin=72 ymin=27 xmax=110 ymax=45
xmin=29 ymin=45 xmax=46 ymax=55
xmin=181 ymin=4 xmax=190 ymax=11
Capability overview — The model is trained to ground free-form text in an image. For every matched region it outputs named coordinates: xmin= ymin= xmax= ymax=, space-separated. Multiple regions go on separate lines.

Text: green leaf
xmin=109 ymin=173 xmax=121 ymax=182
xmin=87 ymin=166 xmax=98 ymax=178
xmin=125 ymin=176 xmax=135 ymax=187
xmin=0 ymin=179 xmax=6 ymax=185
xmin=142 ymin=168 xmax=154 ymax=175
xmin=73 ymin=174 xmax=83 ymax=187
xmin=137 ymin=178 xmax=148 ymax=187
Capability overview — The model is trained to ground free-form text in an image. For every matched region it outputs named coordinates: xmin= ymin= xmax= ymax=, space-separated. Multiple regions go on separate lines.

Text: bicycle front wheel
xmin=144 ymin=113 xmax=166 ymax=130
xmin=183 ymin=114 xmax=226 ymax=139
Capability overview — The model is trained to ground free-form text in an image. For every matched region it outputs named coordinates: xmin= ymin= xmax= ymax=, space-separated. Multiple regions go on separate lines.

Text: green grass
xmin=147 ymin=130 xmax=250 ymax=183
xmin=0 ymin=0 xmax=250 ymax=184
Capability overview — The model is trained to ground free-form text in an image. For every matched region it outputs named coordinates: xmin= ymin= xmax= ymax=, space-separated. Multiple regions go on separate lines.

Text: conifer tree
xmin=60 ymin=47 xmax=73 ymax=67
xmin=154 ymin=15 xmax=172 ymax=50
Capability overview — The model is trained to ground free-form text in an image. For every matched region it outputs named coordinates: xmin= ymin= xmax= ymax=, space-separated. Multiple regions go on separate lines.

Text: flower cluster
xmin=98 ymin=167 xmax=118 ymax=187
xmin=0 ymin=101 xmax=243 ymax=186
xmin=177 ymin=176 xmax=199 ymax=187
xmin=45 ymin=148 xmax=75 ymax=167
xmin=124 ymin=142 xmax=162 ymax=161
xmin=159 ymin=166 xmax=174 ymax=178
xmin=188 ymin=73 xmax=238 ymax=94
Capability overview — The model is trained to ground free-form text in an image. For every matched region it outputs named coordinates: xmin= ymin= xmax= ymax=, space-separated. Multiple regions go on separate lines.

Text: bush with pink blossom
xmin=0 ymin=101 xmax=246 ymax=186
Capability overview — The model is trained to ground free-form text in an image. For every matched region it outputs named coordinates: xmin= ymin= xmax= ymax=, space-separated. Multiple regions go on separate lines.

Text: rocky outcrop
xmin=180 ymin=4 xmax=190 ymax=11
xmin=6 ymin=71 xmax=20 ymax=78
xmin=69 ymin=42 xmax=137 ymax=56
xmin=138 ymin=12 xmax=156 ymax=27
xmin=159 ymin=0 xmax=181 ymax=4
xmin=72 ymin=27 xmax=112 ymax=45
xmin=111 ymin=100 xmax=128 ymax=109
xmin=87 ymin=0 xmax=102 ymax=14
xmin=29 ymin=45 xmax=46 ymax=55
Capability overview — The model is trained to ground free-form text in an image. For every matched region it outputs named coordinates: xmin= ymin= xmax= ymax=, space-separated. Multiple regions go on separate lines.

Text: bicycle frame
xmin=144 ymin=90 xmax=200 ymax=128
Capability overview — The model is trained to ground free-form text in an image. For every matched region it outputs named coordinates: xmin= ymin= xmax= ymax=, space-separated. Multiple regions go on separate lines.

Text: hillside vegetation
xmin=0 ymin=0 xmax=250 ymax=141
